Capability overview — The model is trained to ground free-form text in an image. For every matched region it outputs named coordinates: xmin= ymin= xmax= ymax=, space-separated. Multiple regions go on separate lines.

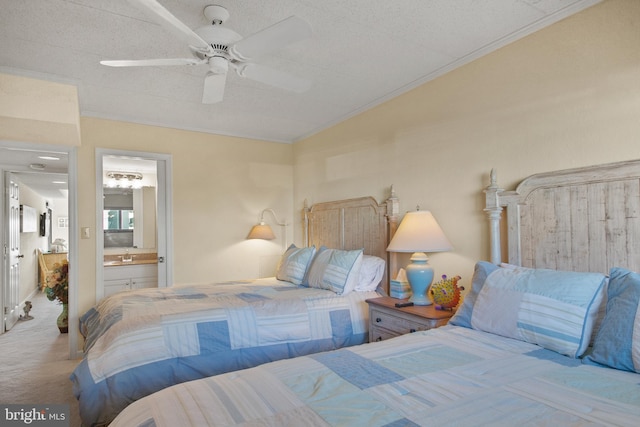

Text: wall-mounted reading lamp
xmin=247 ymin=209 xmax=288 ymax=249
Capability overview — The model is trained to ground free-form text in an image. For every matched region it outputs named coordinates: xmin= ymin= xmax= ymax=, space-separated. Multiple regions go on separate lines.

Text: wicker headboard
xmin=303 ymin=187 xmax=400 ymax=292
xmin=485 ymin=159 xmax=640 ymax=274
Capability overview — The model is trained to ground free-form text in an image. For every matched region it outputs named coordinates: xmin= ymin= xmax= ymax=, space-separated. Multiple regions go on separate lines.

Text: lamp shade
xmin=247 ymin=223 xmax=276 ymax=240
xmin=387 ymin=211 xmax=453 ymax=253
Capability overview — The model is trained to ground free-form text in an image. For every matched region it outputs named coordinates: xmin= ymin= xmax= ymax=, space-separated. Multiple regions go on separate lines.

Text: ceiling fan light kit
xmin=203 ymin=4 xmax=230 ymax=24
xmin=100 ymin=1 xmax=312 ymax=104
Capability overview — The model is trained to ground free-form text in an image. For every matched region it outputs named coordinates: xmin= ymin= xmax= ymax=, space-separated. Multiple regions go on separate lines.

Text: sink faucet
xmin=121 ymin=249 xmax=133 ymax=262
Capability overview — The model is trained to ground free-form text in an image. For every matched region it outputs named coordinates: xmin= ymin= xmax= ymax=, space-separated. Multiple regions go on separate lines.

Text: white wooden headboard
xmin=485 ymin=159 xmax=640 ymax=274
xmin=303 ymin=187 xmax=400 ymax=292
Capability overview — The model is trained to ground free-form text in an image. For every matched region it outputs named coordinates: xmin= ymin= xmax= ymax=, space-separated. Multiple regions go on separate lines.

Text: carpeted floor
xmin=0 ymin=290 xmax=82 ymax=427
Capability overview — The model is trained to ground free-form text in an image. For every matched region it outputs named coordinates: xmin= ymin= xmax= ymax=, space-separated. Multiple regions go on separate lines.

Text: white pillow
xmin=306 ymin=248 xmax=364 ymax=295
xmin=275 ymin=244 xmax=316 ymax=285
xmin=355 ymin=255 xmax=385 ymax=292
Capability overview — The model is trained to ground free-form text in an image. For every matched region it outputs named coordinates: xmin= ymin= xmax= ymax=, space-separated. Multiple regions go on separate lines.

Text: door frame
xmin=0 ymin=141 xmax=78 ymax=359
xmin=95 ymin=149 xmax=173 ymax=302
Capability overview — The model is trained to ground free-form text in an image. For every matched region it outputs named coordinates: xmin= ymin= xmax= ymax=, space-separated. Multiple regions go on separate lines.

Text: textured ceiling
xmin=0 ymin=0 xmax=601 ymax=146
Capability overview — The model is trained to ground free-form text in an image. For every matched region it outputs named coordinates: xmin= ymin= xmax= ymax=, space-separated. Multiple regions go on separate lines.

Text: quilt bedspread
xmin=110 ymin=325 xmax=640 ymax=427
xmin=71 ymin=278 xmax=378 ymax=426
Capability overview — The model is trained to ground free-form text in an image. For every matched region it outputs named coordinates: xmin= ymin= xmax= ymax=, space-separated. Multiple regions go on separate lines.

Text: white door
xmin=155 ymin=158 xmax=169 ymax=287
xmin=3 ymin=173 xmax=21 ymax=331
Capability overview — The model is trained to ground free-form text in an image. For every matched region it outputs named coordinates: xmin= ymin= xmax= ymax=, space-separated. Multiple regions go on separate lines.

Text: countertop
xmin=104 ymin=253 xmax=157 ymax=267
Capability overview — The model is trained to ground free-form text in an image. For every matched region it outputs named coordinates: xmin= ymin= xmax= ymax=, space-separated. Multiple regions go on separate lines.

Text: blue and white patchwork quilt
xmin=110 ymin=325 xmax=640 ymax=427
xmin=70 ymin=278 xmax=378 ymax=426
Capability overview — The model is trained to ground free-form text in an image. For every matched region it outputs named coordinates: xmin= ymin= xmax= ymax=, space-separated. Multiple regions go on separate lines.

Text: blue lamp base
xmin=405 ymin=252 xmax=434 ymax=306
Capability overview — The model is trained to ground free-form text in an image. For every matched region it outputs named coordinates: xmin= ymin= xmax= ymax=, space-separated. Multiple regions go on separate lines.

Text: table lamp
xmin=386 ymin=210 xmax=453 ymax=305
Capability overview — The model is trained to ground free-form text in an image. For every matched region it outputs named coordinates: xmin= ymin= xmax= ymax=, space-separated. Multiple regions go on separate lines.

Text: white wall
xmin=49 ymin=196 xmax=69 ymax=246
xmin=17 ymin=183 xmax=50 ymax=302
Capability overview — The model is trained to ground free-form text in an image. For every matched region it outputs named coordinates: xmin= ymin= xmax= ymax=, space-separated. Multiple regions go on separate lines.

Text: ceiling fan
xmin=101 ymin=1 xmax=312 ymax=104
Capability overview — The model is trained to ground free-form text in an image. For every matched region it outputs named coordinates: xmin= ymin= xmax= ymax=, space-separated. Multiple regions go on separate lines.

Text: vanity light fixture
xmin=105 ymin=171 xmax=143 ymax=189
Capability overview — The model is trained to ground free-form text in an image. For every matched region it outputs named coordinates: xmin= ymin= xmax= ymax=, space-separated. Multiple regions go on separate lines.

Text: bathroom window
xmin=103 ymin=209 xmax=134 ymax=230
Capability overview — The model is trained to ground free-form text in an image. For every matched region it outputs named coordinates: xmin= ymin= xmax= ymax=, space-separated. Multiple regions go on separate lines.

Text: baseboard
xmin=25 ymin=286 xmax=40 ymax=301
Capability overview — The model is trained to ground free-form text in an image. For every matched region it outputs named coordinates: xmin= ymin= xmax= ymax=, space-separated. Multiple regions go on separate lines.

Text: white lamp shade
xmin=387 ymin=211 xmax=452 ymax=253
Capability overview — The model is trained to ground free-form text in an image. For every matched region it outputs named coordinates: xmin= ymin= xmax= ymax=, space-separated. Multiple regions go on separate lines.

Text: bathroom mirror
xmin=102 ymin=157 xmax=157 ymax=249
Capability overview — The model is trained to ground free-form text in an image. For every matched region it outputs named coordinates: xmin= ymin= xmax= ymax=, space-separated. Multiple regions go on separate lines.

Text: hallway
xmin=0 ymin=290 xmax=81 ymax=426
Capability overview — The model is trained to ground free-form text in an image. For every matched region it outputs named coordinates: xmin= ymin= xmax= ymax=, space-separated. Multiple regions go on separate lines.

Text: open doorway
xmin=4 ymin=171 xmax=68 ymax=331
xmin=0 ymin=141 xmax=78 ymax=358
xmin=95 ymin=149 xmax=173 ymax=302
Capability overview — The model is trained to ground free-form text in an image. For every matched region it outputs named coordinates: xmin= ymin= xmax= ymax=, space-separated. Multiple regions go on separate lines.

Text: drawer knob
xmin=375 ymin=317 xmax=382 ymax=323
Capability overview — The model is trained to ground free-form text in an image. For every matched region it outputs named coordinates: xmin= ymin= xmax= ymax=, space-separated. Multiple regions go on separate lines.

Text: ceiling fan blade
xmin=229 ymin=16 xmax=311 ymax=61
xmin=130 ymin=0 xmax=214 ymax=54
xmin=100 ymin=58 xmax=205 ymax=67
xmin=236 ymin=63 xmax=311 ymax=93
xmin=202 ymin=72 xmax=227 ymax=104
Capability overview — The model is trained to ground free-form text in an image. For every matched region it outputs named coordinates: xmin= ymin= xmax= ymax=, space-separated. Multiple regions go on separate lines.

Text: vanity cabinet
xmin=104 ymin=264 xmax=158 ymax=297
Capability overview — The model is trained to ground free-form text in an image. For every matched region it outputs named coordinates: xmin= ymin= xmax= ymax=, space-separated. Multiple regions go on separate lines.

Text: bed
xmin=110 ymin=159 xmax=640 ymax=426
xmin=70 ymin=190 xmax=400 ymax=427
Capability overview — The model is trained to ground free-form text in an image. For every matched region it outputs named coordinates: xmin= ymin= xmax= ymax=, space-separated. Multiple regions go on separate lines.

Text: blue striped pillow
xmin=449 ymin=261 xmax=498 ymax=328
xmin=276 ymin=244 xmax=316 ymax=285
xmin=469 ymin=266 xmax=606 ymax=358
xmin=584 ymin=267 xmax=640 ymax=372
xmin=306 ymin=247 xmax=363 ymax=295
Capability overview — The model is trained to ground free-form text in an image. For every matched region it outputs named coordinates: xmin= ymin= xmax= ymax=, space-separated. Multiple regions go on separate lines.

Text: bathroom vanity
xmin=103 ymin=253 xmax=158 ymax=297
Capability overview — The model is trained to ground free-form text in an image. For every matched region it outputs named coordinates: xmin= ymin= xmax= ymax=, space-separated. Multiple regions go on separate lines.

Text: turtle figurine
xmin=430 ymin=275 xmax=464 ymax=311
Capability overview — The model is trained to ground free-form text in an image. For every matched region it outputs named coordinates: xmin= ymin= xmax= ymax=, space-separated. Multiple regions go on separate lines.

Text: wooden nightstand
xmin=366 ymin=296 xmax=454 ymax=342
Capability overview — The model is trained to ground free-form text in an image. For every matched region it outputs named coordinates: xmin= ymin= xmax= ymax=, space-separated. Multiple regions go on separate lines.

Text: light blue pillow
xmin=584 ymin=267 xmax=640 ymax=373
xmin=468 ymin=265 xmax=606 ymax=358
xmin=449 ymin=261 xmax=499 ymax=328
xmin=451 ymin=262 xmax=607 ymax=358
xmin=306 ymin=247 xmax=364 ymax=295
xmin=276 ymin=244 xmax=316 ymax=285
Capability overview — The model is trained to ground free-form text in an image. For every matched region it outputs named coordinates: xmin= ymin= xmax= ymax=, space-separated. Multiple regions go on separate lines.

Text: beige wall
xmin=292 ymin=0 xmax=640 ymax=289
xmin=77 ymin=118 xmax=293 ymax=313
xmin=0 ymin=73 xmax=81 ymax=146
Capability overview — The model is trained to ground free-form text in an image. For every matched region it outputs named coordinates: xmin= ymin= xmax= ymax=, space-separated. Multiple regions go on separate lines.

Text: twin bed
xmin=71 ymin=191 xmax=399 ymax=426
xmin=77 ymin=160 xmax=640 ymax=426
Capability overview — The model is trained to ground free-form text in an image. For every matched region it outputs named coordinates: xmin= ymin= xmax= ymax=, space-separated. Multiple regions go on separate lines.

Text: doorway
xmin=95 ymin=149 xmax=173 ymax=301
xmin=0 ymin=141 xmax=78 ymax=358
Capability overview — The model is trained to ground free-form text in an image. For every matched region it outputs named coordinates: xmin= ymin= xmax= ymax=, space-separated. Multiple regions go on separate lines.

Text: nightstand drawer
xmin=371 ymin=308 xmax=426 ymax=335
xmin=370 ymin=325 xmax=399 ymax=342
xmin=366 ymin=297 xmax=453 ymax=342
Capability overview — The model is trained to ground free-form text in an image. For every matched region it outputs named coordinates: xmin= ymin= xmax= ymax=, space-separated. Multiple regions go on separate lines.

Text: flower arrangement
xmin=45 ymin=259 xmax=69 ymax=305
